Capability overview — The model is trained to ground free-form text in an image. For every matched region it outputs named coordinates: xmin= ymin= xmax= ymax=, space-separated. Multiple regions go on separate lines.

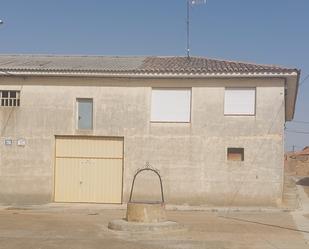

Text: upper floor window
xmin=77 ymin=98 xmax=93 ymax=130
xmin=0 ymin=90 xmax=20 ymax=107
xmin=224 ymin=88 xmax=256 ymax=116
xmin=151 ymin=88 xmax=191 ymax=123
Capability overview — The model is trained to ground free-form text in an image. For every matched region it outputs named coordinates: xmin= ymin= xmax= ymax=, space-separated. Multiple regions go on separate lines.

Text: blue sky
xmin=1 ymin=0 xmax=308 ymax=151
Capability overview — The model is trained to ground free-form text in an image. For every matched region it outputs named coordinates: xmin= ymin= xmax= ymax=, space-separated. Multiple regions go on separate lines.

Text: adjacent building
xmin=285 ymin=147 xmax=309 ymax=176
xmin=0 ymin=55 xmax=300 ymax=206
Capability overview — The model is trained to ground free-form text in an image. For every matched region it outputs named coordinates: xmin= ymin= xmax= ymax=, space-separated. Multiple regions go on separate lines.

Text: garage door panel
xmin=56 ymin=137 xmax=123 ymax=158
xmin=54 ymin=158 xmax=81 ymax=202
xmin=80 ymin=159 xmax=123 ymax=203
xmin=54 ymin=137 xmax=123 ymax=204
xmin=93 ymin=159 xmax=122 ymax=203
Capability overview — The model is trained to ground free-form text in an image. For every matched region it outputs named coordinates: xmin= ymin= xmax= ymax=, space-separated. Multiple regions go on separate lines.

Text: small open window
xmin=227 ymin=148 xmax=244 ymax=161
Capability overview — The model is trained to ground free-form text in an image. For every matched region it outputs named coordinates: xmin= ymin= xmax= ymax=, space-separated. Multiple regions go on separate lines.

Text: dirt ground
xmin=296 ymin=177 xmax=309 ymax=197
xmin=304 ymin=187 xmax=309 ymax=197
xmin=0 ymin=208 xmax=308 ymax=249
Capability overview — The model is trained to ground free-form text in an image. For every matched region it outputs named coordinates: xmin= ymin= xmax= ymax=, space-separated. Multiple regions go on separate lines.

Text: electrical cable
xmin=222 ymin=98 xmax=285 ymax=215
xmin=220 ymin=101 xmax=309 ymax=234
xmin=288 ymin=120 xmax=309 ymax=124
xmin=285 ymin=129 xmax=309 ymax=135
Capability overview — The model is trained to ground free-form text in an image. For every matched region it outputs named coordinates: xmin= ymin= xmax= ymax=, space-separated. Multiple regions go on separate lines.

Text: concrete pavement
xmin=0 ymin=181 xmax=308 ymax=249
xmin=0 ymin=207 xmax=308 ymax=249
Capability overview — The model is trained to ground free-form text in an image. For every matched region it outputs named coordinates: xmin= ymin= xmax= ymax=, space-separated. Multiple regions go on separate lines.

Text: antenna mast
xmin=186 ymin=0 xmax=190 ymax=58
xmin=186 ymin=0 xmax=206 ymax=58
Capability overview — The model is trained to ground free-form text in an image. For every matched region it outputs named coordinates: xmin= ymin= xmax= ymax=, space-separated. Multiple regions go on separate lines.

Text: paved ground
xmin=0 ymin=207 xmax=308 ymax=249
xmin=0 ymin=179 xmax=308 ymax=249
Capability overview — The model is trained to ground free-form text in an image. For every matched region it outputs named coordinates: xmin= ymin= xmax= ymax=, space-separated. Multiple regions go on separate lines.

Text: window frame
xmin=150 ymin=87 xmax=192 ymax=123
xmin=0 ymin=90 xmax=20 ymax=107
xmin=76 ymin=98 xmax=93 ymax=130
xmin=224 ymin=87 xmax=256 ymax=116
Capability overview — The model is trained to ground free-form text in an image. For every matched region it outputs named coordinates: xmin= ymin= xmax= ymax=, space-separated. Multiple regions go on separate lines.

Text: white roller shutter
xmin=224 ymin=88 xmax=256 ymax=115
xmin=151 ymin=88 xmax=191 ymax=122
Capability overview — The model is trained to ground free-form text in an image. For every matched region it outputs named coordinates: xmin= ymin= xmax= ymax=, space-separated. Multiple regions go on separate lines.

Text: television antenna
xmin=186 ymin=0 xmax=206 ymax=58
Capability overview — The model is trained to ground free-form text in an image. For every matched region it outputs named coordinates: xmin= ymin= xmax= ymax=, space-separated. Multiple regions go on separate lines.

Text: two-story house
xmin=0 ymin=55 xmax=300 ymax=206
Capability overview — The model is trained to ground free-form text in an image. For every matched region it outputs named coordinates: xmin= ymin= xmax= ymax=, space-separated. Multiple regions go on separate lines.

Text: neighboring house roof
xmin=287 ymin=147 xmax=309 ymax=161
xmin=0 ymin=55 xmax=300 ymax=121
xmin=0 ymin=55 xmax=299 ymax=75
xmin=294 ymin=147 xmax=309 ymax=156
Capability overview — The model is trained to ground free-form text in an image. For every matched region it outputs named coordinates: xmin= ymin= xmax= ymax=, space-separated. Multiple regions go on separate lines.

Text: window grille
xmin=0 ymin=91 xmax=20 ymax=107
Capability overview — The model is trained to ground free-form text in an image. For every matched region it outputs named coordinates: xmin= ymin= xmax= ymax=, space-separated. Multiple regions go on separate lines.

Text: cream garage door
xmin=54 ymin=136 xmax=123 ymax=203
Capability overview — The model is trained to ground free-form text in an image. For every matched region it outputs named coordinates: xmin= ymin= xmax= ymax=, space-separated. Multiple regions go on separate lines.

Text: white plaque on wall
xmin=17 ymin=139 xmax=26 ymax=146
xmin=4 ymin=139 xmax=13 ymax=146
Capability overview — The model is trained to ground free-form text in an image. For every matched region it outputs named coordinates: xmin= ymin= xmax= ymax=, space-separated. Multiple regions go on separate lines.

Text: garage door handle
xmin=80 ymin=181 xmax=83 ymax=184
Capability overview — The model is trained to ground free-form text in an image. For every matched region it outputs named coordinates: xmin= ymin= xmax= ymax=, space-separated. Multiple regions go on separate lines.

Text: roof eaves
xmin=291 ymin=69 xmax=301 ymax=120
xmin=0 ymin=68 xmax=299 ymax=78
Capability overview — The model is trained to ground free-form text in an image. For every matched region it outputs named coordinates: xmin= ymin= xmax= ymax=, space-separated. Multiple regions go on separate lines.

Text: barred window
xmin=0 ymin=91 xmax=20 ymax=107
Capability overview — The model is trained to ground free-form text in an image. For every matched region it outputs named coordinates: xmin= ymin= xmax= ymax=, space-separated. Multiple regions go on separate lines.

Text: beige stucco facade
xmin=0 ymin=75 xmax=287 ymax=206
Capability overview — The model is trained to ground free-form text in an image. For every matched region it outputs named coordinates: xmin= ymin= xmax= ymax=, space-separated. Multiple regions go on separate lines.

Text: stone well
xmin=126 ymin=202 xmax=166 ymax=223
xmin=108 ymin=163 xmax=183 ymax=232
